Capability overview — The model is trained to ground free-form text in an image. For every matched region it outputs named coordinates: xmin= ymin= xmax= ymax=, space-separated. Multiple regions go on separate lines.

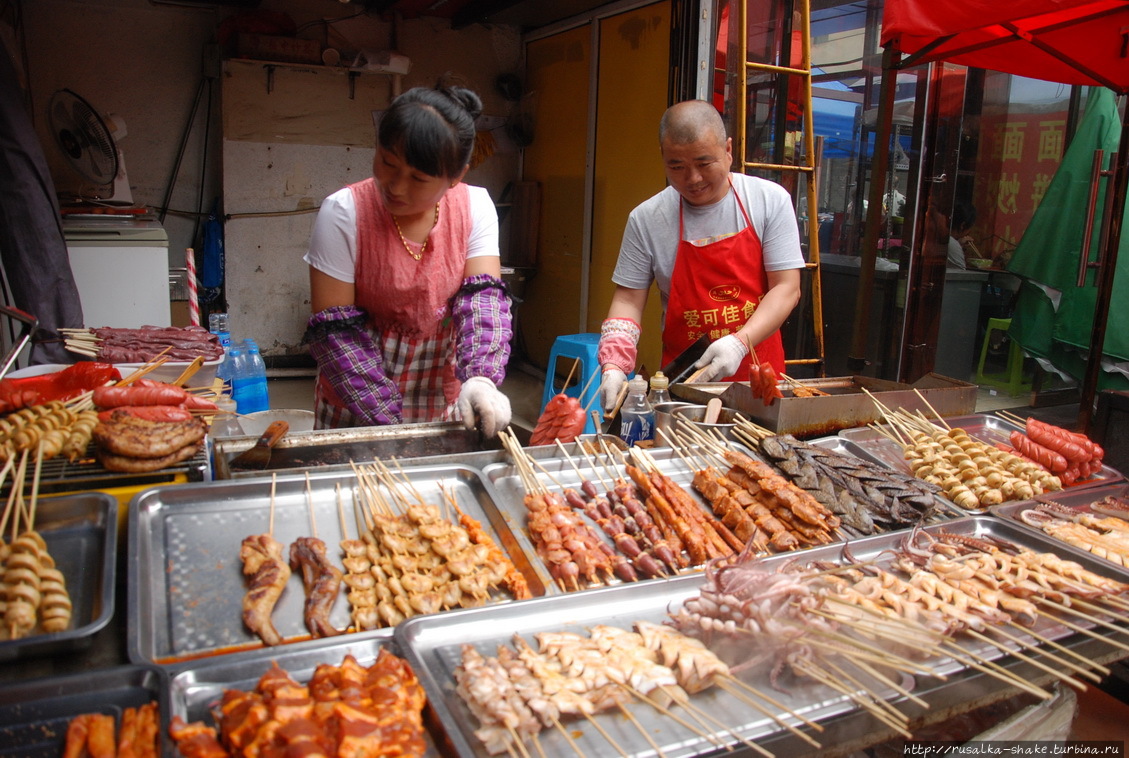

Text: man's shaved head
xmin=659 ymin=100 xmax=727 ymax=146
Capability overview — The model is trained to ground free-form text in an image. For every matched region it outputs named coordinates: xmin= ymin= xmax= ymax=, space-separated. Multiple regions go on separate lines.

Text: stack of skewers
xmin=451 ymin=523 xmax=1129 ymax=756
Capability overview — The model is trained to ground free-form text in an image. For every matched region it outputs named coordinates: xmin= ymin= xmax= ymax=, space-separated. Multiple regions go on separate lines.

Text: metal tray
xmin=167 ymin=635 xmax=446 ymax=755
xmin=128 ymin=464 xmax=546 ymax=666
xmin=801 ymin=515 xmax=1129 ymax=681
xmin=672 ymin=373 xmax=977 ymax=439
xmin=990 ymin=482 xmax=1129 ymax=568
xmin=807 ymin=435 xmax=968 ymax=521
xmin=0 ymin=492 xmax=117 ymax=662
xmin=213 ymin=420 xmax=506 ymax=479
xmin=395 ymin=572 xmax=915 ymax=758
xmin=483 ymin=444 xmax=744 ymax=591
xmin=0 ymin=664 xmax=166 ymax=757
xmin=839 ymin=413 xmax=1125 ymax=496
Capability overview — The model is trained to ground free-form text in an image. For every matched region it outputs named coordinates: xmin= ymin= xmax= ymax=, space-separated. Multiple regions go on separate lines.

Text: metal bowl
xmin=672 ymin=403 xmax=740 ymax=440
xmin=654 ymin=401 xmax=696 ymax=439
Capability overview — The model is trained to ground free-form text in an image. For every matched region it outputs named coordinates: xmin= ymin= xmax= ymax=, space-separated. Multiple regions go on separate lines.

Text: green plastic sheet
xmin=1007 ymin=86 xmax=1129 ymax=389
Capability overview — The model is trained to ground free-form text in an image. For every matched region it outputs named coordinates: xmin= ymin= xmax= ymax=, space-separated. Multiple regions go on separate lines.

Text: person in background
xmin=304 ymin=85 xmax=513 ymax=436
xmin=597 ymin=100 xmax=804 ymax=409
xmin=0 ymin=39 xmax=83 ymax=363
xmin=946 ymin=200 xmax=981 ymax=269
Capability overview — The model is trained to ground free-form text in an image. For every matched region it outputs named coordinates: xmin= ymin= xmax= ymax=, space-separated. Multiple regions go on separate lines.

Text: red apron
xmin=663 ymin=185 xmax=786 ymax=380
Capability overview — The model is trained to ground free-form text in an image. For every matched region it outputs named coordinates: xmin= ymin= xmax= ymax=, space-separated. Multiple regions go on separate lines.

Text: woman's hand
xmin=457 ymin=377 xmax=511 ymax=438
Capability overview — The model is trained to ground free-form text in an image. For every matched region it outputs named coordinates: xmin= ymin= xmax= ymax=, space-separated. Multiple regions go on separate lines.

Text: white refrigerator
xmin=63 ymin=216 xmax=171 ymax=328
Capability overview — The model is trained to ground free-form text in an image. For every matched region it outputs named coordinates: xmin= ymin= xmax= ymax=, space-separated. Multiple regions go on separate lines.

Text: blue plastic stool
xmin=541 ymin=333 xmax=602 ymax=434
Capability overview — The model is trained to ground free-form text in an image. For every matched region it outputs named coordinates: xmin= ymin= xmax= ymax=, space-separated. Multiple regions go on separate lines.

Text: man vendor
xmin=597 ymin=99 xmax=805 ymax=409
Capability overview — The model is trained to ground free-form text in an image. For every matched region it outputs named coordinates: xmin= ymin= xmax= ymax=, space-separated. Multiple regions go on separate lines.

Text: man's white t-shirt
xmin=613 ymin=173 xmax=805 ymax=311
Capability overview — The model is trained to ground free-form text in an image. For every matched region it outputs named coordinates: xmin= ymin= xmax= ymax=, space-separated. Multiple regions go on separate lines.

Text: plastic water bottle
xmin=232 ymin=339 xmax=269 ymax=414
xmin=209 ymin=313 xmax=234 ymax=395
xmin=647 ymin=371 xmax=671 ymax=406
xmin=619 ymin=377 xmax=655 ymax=446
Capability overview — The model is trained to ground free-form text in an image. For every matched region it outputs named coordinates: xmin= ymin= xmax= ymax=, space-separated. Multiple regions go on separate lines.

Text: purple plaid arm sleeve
xmin=450 ymin=274 xmax=513 ymax=386
xmin=304 ymin=305 xmax=402 ymax=426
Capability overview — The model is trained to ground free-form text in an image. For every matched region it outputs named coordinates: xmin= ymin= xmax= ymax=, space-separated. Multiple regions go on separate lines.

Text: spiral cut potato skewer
xmin=0 ymin=445 xmax=73 ymax=640
xmin=0 ymin=401 xmax=77 ymax=461
xmin=863 ymin=392 xmax=1060 ymax=509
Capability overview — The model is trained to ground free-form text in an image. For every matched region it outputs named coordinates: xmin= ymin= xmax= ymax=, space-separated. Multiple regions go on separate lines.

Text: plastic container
xmin=231 ymin=339 xmax=269 ymax=414
xmin=618 ymin=377 xmax=655 ymax=446
xmin=648 ymin=371 xmax=671 ymax=406
xmin=209 ymin=395 xmax=244 ymax=438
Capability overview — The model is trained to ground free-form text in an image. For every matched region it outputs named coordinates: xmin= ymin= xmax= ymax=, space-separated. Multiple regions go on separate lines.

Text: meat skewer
xmin=240 ymin=472 xmax=291 ymax=646
xmin=337 ymin=483 xmax=378 ymax=632
xmin=289 ymin=472 xmax=343 ymax=638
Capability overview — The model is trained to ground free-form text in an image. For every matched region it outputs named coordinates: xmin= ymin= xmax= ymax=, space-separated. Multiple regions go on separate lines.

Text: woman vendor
xmin=304 ymin=85 xmax=513 ymax=437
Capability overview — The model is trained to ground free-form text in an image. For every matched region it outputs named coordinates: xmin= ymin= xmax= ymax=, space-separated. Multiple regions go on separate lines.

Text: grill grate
xmin=2 ymin=444 xmax=209 ymax=496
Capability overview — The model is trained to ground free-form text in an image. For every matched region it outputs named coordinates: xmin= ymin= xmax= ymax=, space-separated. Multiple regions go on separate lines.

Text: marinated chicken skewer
xmin=288 ymin=472 xmax=343 ymax=638
xmin=240 ymin=473 xmax=291 ymax=646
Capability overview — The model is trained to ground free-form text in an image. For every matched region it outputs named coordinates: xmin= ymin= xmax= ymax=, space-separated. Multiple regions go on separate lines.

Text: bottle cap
xmin=649 ymin=371 xmax=669 ymax=390
xmin=629 ymin=377 xmax=648 ymax=393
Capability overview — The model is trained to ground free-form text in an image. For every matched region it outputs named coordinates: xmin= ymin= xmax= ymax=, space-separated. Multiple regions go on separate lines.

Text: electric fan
xmin=48 ymin=88 xmax=133 ymax=204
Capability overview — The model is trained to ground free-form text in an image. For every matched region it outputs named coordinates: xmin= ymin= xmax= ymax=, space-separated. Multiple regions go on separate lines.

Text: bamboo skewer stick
xmin=616 ymin=682 xmax=729 ymax=752
xmin=965 ymin=628 xmax=1088 ymax=690
xmin=1032 ymin=608 xmax=1129 ymax=655
xmin=580 ymin=712 xmax=629 ymax=756
xmin=790 ymin=658 xmax=912 ymax=739
xmin=505 ymin=726 xmax=532 ymax=758
xmin=986 ymin=625 xmax=1101 ymax=683
xmin=304 ymin=472 xmax=318 ymax=538
xmin=713 ymin=679 xmax=823 ymax=748
xmin=819 ymin=655 xmax=914 ymax=723
xmin=1004 ymin=620 xmax=1110 ymax=676
xmin=939 ymin=641 xmax=1053 ymax=700
xmin=718 ymin=675 xmax=827 ymax=733
xmin=268 ymin=473 xmax=277 ymax=536
xmin=913 ymin=389 xmax=950 ymax=430
xmin=549 ymin=716 xmax=586 ymax=758
xmin=617 ymin=703 xmax=670 ymax=758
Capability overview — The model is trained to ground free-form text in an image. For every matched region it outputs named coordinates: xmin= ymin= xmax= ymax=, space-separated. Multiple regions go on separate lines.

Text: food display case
xmin=6 ymin=397 xmax=1129 ymax=757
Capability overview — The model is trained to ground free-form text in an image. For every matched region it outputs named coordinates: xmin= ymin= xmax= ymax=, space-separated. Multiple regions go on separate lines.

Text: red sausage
xmin=1026 ymin=419 xmax=1091 ymax=463
xmin=1009 ymin=431 xmax=1068 ymax=473
xmin=93 ymin=384 xmax=188 ymax=409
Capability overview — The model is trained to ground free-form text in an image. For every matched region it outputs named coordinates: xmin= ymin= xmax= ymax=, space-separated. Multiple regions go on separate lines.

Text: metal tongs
xmin=0 ymin=305 xmax=39 ymax=381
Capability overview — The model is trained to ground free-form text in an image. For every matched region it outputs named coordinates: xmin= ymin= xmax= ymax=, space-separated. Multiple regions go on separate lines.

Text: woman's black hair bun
xmin=438 ymin=85 xmax=483 ymax=122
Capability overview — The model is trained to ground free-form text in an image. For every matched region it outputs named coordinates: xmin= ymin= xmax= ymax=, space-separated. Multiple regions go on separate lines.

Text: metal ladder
xmin=733 ymin=0 xmax=826 ymax=377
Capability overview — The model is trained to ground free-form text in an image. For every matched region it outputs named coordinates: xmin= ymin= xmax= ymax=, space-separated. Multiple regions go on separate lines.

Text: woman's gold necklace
xmin=391 ymin=203 xmax=440 ymax=261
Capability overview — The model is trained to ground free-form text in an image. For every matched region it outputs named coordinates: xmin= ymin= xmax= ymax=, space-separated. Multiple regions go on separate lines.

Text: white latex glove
xmin=599 ymin=366 xmax=628 ymax=414
xmin=692 ymin=334 xmax=749 ymax=382
xmin=457 ymin=376 xmax=512 ymax=438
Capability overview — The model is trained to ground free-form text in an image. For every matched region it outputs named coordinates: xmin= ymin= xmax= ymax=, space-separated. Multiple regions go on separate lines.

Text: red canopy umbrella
xmin=876 ymin=0 xmax=1129 ymax=430
xmin=882 ymin=0 xmax=1129 ymax=93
